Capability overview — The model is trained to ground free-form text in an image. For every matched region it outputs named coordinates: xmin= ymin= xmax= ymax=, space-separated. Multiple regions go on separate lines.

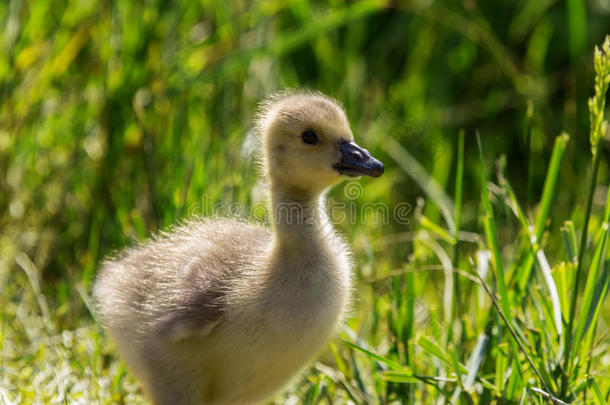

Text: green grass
xmin=1 ymin=1 xmax=610 ymax=403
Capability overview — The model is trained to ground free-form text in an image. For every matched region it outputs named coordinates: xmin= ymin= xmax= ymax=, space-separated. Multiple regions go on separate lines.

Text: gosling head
xmin=257 ymin=90 xmax=384 ymax=194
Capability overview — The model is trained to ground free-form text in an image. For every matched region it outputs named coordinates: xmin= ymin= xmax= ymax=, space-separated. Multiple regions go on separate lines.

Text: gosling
xmin=92 ymin=90 xmax=384 ymax=405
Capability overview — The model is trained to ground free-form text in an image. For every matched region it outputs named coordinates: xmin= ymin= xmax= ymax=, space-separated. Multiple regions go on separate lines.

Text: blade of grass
xmin=516 ymin=132 xmax=570 ymax=292
xmin=566 ymin=0 xmax=587 ymax=61
xmin=561 ymin=221 xmax=578 ymax=264
xmin=404 ymin=271 xmax=415 ymax=369
xmin=587 ymin=377 xmax=605 ymax=405
xmin=342 ymin=339 xmax=411 ymax=373
xmin=304 ymin=374 xmax=325 ymax=405
xmin=524 ymin=100 xmax=534 ymax=209
xmin=530 ymin=387 xmax=570 ymax=405
xmin=495 ymin=342 xmax=509 ymax=395
xmin=419 ymin=216 xmax=456 ymax=245
xmin=535 ymin=249 xmax=563 ymax=336
xmin=572 ymin=224 xmax=609 ymax=356
xmin=452 ymin=129 xmax=465 ymax=333
xmin=381 ymin=371 xmax=418 ymax=383
xmin=383 ymin=136 xmax=456 ymax=234
xmin=579 ymin=258 xmax=610 ymax=375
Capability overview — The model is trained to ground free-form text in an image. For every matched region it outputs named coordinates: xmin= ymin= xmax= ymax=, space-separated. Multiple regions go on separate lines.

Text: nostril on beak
xmin=351 ymin=150 xmax=364 ymax=162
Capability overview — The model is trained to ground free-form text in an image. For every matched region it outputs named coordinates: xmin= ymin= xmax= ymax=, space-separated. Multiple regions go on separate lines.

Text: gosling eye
xmin=301 ymin=130 xmax=319 ymax=145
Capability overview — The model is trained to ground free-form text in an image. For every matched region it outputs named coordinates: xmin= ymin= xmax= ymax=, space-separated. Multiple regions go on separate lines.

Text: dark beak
xmin=333 ymin=141 xmax=384 ymax=178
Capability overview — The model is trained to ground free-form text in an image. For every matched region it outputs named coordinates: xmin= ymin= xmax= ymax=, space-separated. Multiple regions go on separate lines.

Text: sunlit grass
xmin=1 ymin=0 xmax=609 ymax=403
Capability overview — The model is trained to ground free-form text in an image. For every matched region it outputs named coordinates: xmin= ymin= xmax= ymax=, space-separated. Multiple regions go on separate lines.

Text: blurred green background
xmin=1 ymin=0 xmax=609 ymax=403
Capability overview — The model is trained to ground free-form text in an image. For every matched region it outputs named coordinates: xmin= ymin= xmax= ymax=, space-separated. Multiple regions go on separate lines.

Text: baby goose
xmin=93 ymin=90 xmax=384 ymax=405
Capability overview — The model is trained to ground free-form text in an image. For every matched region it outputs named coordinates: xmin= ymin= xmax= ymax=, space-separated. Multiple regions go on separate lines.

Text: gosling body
xmin=93 ymin=90 xmax=383 ymax=405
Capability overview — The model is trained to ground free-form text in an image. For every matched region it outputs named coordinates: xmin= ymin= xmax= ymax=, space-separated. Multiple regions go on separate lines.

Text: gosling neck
xmin=269 ymin=183 xmax=332 ymax=250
